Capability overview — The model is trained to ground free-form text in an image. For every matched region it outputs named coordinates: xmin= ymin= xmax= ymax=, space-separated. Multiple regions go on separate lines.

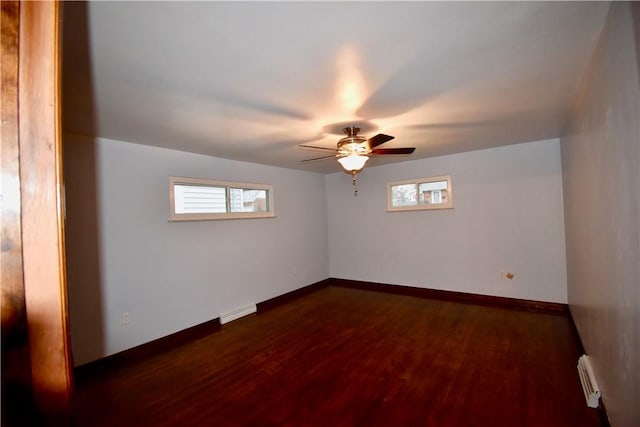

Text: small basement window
xmin=169 ymin=176 xmax=274 ymax=221
xmin=387 ymin=175 xmax=453 ymax=212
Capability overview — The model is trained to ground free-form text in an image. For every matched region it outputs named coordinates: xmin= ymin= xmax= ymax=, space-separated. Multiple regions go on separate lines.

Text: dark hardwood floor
xmin=73 ymin=286 xmax=602 ymax=426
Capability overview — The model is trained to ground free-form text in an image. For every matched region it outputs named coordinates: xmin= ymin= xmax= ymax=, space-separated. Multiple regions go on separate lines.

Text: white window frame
xmin=387 ymin=175 xmax=453 ymax=212
xmin=169 ymin=176 xmax=275 ymax=221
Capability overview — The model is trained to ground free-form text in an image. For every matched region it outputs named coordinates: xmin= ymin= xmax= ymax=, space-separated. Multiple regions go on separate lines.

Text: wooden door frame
xmin=2 ymin=0 xmax=73 ymax=422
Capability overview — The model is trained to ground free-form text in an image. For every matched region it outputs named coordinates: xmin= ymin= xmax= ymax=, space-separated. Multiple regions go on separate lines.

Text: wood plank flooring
xmin=73 ymin=286 xmax=603 ymax=426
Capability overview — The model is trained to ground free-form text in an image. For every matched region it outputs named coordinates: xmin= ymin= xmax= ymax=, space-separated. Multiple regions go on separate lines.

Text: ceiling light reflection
xmin=335 ymin=45 xmax=367 ymax=114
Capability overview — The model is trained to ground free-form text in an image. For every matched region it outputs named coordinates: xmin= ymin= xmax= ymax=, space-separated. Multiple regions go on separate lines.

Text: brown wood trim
xmin=74 ymin=318 xmax=222 ymax=380
xmin=256 ymin=279 xmax=331 ymax=313
xmin=75 ymin=279 xmax=331 ymax=379
xmin=1 ymin=0 xmax=26 ymax=350
xmin=329 ymin=278 xmax=569 ymax=315
xmin=1 ymin=1 xmax=38 ymax=424
xmin=567 ymin=307 xmax=586 ymax=354
xmin=596 ymin=402 xmax=612 ymax=427
xmin=18 ymin=0 xmax=74 ymax=422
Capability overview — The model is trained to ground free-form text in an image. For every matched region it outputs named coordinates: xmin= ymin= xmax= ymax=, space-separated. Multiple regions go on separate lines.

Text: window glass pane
xmin=174 ymin=184 xmax=227 ymax=214
xmin=170 ymin=176 xmax=274 ymax=221
xmin=418 ymin=180 xmax=449 ymax=205
xmin=229 ymin=188 xmax=268 ymax=213
xmin=387 ymin=175 xmax=452 ymax=212
xmin=391 ymin=183 xmax=417 ymax=207
xmin=419 ymin=180 xmax=448 ymax=191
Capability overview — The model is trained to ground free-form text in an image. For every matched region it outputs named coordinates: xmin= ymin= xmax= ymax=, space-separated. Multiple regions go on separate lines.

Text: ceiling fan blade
xmin=371 ymin=147 xmax=416 ymax=155
xmin=298 ymin=144 xmax=338 ymax=152
xmin=367 ymin=134 xmax=395 ymax=149
xmin=300 ymin=154 xmax=337 ymax=163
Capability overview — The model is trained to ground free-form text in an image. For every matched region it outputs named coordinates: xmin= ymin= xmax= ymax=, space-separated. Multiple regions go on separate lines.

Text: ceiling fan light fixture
xmin=338 ymin=153 xmax=369 ymax=172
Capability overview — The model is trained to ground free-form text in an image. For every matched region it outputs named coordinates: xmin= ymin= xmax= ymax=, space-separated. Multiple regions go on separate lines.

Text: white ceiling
xmin=62 ymin=1 xmax=610 ymax=173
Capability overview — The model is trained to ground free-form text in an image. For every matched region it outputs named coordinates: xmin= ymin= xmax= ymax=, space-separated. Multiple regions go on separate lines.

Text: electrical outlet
xmin=121 ymin=312 xmax=130 ymax=325
xmin=500 ymin=271 xmax=514 ymax=280
xmin=500 ymin=271 xmax=506 ymax=279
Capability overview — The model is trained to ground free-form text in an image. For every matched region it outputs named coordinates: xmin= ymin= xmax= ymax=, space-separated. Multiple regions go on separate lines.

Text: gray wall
xmin=66 ymin=134 xmax=570 ymax=367
xmin=561 ymin=3 xmax=640 ymax=426
xmin=327 ymin=139 xmax=568 ymax=303
xmin=64 ymin=135 xmax=329 ymax=365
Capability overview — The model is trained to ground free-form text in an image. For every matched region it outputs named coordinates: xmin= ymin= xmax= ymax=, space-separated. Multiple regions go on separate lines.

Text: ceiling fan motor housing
xmin=338 ymin=126 xmax=368 ymax=155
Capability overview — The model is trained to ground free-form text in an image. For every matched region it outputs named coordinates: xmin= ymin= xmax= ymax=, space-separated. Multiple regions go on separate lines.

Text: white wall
xmin=561 ymin=3 xmax=640 ymax=426
xmin=64 ymin=135 xmax=329 ymax=365
xmin=65 ymin=135 xmax=569 ymax=366
xmin=327 ymin=139 xmax=567 ymax=303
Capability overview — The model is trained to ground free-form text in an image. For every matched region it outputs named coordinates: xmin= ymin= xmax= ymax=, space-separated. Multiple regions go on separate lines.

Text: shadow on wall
xmin=62 ymin=1 xmax=105 ymax=367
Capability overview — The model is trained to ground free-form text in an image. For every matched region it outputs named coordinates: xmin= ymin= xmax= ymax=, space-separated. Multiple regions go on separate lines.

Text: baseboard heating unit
xmin=219 ymin=303 xmax=257 ymax=325
xmin=577 ymin=354 xmax=601 ymax=408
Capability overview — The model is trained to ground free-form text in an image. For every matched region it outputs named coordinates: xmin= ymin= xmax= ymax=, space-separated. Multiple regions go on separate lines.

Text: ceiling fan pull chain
xmin=352 ymin=171 xmax=358 ymax=196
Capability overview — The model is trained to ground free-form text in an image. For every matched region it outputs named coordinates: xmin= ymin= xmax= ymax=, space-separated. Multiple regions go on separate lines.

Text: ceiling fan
xmin=299 ymin=125 xmax=416 ymax=174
